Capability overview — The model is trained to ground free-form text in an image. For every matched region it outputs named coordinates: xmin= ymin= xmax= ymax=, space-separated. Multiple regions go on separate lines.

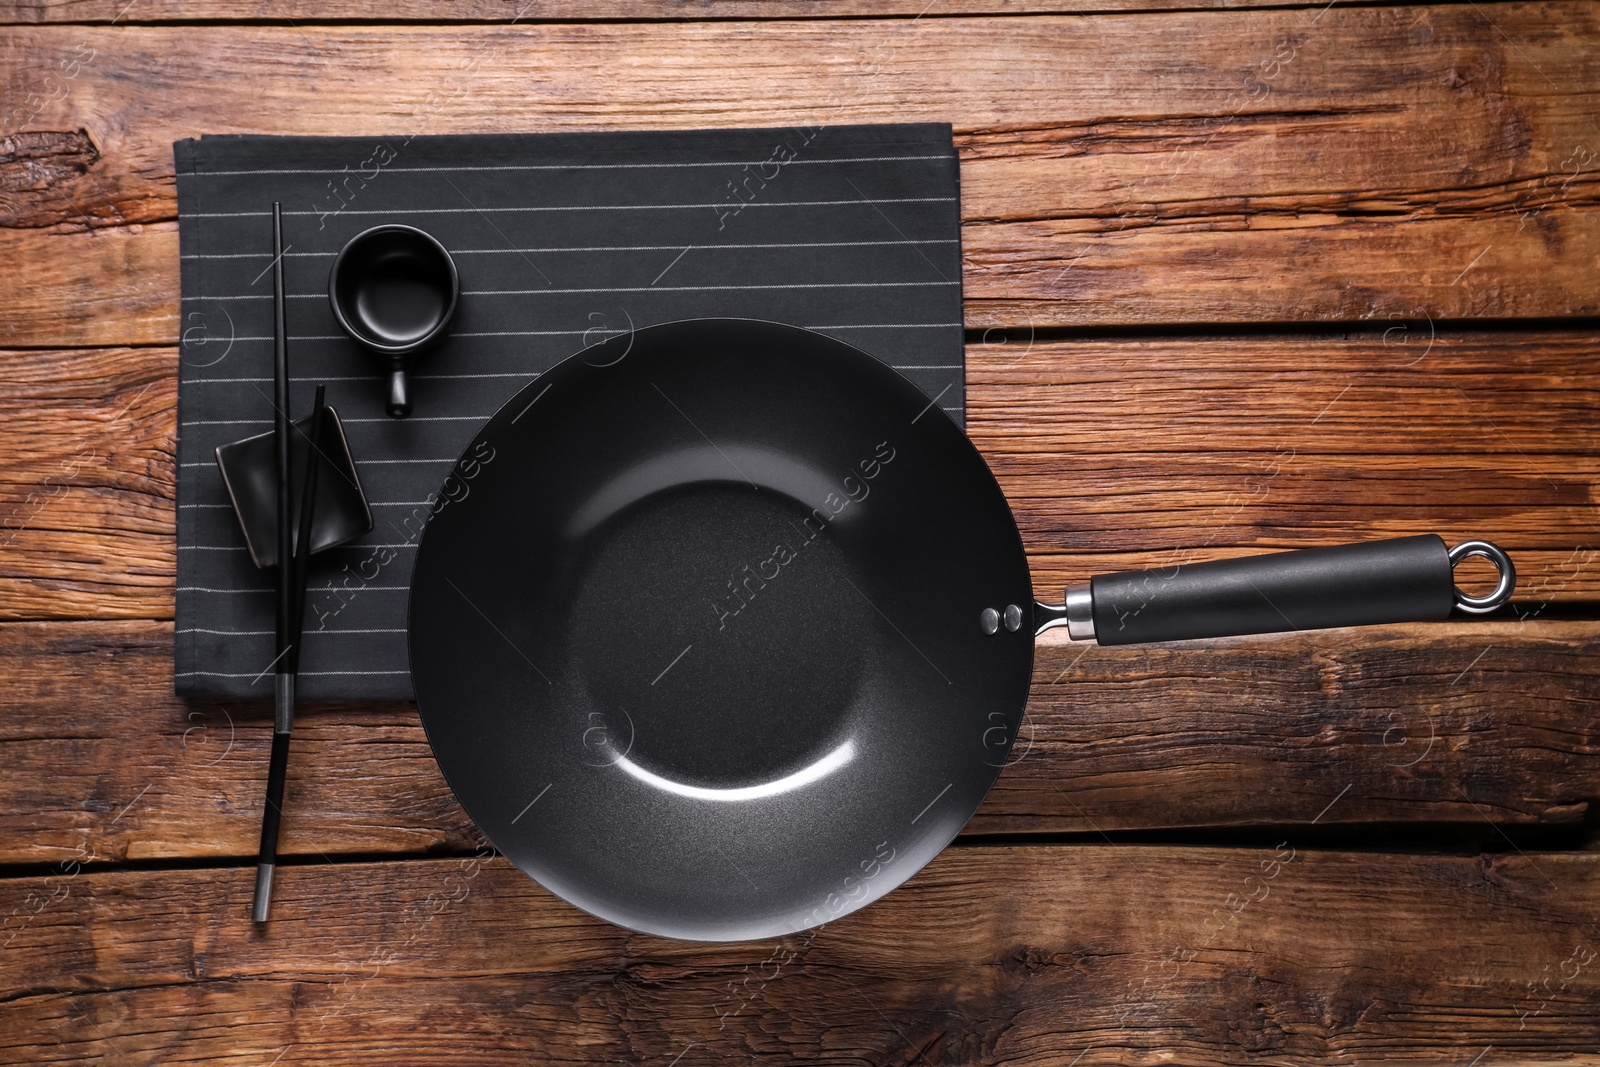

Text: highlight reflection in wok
xmin=607 ymin=739 xmax=858 ymax=803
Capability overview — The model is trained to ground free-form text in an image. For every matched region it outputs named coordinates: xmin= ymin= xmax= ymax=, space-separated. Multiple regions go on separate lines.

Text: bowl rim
xmin=327 ymin=223 xmax=461 ymax=356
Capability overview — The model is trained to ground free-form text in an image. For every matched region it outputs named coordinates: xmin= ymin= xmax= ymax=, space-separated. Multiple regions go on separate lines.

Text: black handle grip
xmin=1090 ymin=535 xmax=1455 ymax=645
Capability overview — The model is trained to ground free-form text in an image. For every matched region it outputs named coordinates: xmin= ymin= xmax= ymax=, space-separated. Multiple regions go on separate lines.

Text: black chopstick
xmin=252 ymin=384 xmax=326 ymax=923
xmin=290 ymin=386 xmax=327 ymax=668
xmin=254 ymin=202 xmax=297 ymax=924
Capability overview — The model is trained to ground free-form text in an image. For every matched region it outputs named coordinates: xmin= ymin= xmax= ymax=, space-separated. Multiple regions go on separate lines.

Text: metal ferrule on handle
xmin=1037 ymin=535 xmax=1515 ymax=645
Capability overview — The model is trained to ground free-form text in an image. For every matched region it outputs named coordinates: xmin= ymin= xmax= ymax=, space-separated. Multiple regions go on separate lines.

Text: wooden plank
xmin=967 ymin=330 xmax=1600 ymax=604
xmin=2 ymin=6 xmax=1597 ymax=345
xmin=0 ymin=0 xmax=1319 ymax=22
xmin=3 ymin=331 xmax=1595 ymax=620
xmin=2 ymin=848 xmax=1598 ymax=1063
xmin=0 ymin=621 xmax=469 ymax=865
xmin=0 ymin=345 xmax=172 ymax=618
xmin=3 ymin=618 xmax=1595 ymax=866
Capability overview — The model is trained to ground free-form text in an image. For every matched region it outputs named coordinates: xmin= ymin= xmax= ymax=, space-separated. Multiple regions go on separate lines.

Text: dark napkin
xmin=174 ymin=124 xmax=965 ymax=700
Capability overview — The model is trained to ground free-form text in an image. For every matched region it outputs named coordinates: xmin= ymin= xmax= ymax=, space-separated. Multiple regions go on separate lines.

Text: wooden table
xmin=3 ymin=2 xmax=1598 ymax=1062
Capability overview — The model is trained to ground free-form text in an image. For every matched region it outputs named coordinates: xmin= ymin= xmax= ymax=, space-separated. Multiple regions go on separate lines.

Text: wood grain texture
xmin=968 ymin=330 xmax=1600 ymax=605
xmin=0 ymin=0 xmax=1325 ymax=22
xmin=1 ymin=5 xmax=1595 ymax=1062
xmin=2 ymin=618 xmax=1594 ymax=866
xmin=3 ymin=847 xmax=1598 ymax=1063
xmin=3 ymin=5 xmax=1598 ymax=345
xmin=2 ymin=332 xmax=1594 ymax=619
xmin=0 ymin=345 xmax=173 ymax=617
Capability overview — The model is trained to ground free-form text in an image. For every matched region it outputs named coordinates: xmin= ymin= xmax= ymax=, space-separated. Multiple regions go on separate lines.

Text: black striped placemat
xmin=173 ymin=124 xmax=965 ymax=700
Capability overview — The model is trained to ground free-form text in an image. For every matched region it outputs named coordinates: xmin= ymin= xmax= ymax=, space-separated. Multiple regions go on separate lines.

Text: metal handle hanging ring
xmin=1447 ymin=540 xmax=1516 ymax=614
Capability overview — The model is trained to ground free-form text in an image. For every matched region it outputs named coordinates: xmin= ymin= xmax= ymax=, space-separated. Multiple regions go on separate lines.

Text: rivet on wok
xmin=1003 ymin=604 xmax=1023 ymax=632
xmin=979 ymin=607 xmax=1001 ymax=635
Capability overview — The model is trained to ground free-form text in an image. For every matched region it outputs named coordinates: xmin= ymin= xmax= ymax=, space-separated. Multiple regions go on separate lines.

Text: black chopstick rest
xmin=214 ymin=404 xmax=372 ymax=569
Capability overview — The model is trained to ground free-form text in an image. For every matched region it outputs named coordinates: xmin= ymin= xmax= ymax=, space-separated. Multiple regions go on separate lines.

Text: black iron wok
xmin=408 ymin=318 xmax=1513 ymax=942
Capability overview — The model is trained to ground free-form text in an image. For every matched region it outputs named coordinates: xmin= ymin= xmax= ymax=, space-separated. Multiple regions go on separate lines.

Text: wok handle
xmin=1053 ymin=535 xmax=1515 ymax=645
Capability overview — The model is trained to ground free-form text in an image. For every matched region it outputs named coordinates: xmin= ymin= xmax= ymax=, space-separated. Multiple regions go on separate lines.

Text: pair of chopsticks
xmin=253 ymin=202 xmax=326 ymax=924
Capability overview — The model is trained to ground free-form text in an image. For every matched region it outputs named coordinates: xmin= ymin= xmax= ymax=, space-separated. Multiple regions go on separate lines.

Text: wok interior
xmin=409 ymin=320 xmax=1034 ymax=940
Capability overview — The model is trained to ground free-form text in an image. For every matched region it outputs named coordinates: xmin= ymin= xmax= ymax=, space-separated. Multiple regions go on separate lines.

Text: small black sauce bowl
xmin=214 ymin=405 xmax=374 ymax=569
xmin=328 ymin=225 xmax=459 ymax=418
